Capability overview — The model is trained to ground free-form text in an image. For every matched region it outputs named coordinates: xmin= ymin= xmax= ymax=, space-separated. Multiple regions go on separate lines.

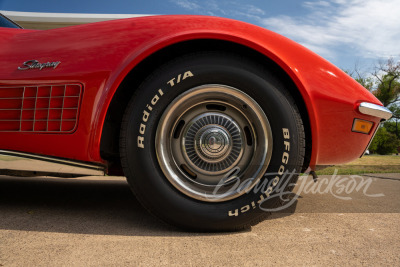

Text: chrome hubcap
xmin=198 ymin=125 xmax=230 ymax=159
xmin=183 ymin=113 xmax=244 ymax=175
xmin=156 ymin=85 xmax=273 ymax=202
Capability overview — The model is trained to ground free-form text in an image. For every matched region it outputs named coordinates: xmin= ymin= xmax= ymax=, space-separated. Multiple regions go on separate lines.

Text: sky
xmin=1 ymin=0 xmax=399 ymax=71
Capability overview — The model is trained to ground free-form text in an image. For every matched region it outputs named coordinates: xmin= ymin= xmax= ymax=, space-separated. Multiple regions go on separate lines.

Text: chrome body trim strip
xmin=359 ymin=102 xmax=392 ymax=121
xmin=360 ymin=125 xmax=379 ymax=157
xmin=0 ymin=150 xmax=105 ymax=172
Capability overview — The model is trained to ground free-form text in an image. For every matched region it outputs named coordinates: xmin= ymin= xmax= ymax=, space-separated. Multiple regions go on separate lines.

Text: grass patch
xmin=316 ymin=155 xmax=400 ymax=175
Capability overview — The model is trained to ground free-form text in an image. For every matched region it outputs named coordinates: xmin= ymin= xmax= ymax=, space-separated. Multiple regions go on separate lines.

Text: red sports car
xmin=0 ymin=13 xmax=392 ymax=230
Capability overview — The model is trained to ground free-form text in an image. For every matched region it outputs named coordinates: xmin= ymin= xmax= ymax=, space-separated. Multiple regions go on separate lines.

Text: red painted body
xmin=0 ymin=15 xmax=383 ymax=169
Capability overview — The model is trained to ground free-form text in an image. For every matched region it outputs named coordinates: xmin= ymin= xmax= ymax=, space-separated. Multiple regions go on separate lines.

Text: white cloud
xmin=170 ymin=0 xmax=399 ymax=64
xmin=303 ymin=1 xmax=331 ymax=8
xmin=171 ymin=0 xmax=201 ymax=11
xmin=262 ymin=0 xmax=400 ymax=58
xmin=233 ymin=3 xmax=265 ymax=16
xmin=170 ymin=0 xmax=265 ymax=20
xmin=262 ymin=0 xmax=400 ymax=60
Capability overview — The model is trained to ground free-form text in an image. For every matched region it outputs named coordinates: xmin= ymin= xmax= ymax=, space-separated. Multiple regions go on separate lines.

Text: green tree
xmin=386 ymin=105 xmax=400 ymax=140
xmin=348 ymin=58 xmax=400 ymax=154
xmin=372 ymin=58 xmax=400 ymax=106
xmin=369 ymin=127 xmax=399 ymax=155
xmin=383 ymin=121 xmax=399 ymax=138
xmin=347 ymin=58 xmax=400 ymax=107
xmin=346 ymin=67 xmax=374 ymax=90
xmin=388 ymin=104 xmax=400 ymax=118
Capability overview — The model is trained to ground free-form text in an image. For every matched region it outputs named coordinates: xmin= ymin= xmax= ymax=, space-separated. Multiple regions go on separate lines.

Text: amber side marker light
xmin=352 ymin=118 xmax=374 ymax=134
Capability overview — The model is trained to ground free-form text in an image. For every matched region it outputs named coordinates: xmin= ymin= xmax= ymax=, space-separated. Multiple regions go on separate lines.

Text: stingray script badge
xmin=18 ymin=60 xmax=61 ymax=70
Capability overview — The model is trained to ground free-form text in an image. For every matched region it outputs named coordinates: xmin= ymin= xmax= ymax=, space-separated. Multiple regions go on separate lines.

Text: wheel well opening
xmin=100 ymin=39 xmax=312 ymax=173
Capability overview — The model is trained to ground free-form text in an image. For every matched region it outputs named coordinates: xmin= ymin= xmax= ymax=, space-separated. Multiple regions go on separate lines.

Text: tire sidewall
xmin=122 ymin=54 xmax=303 ymax=230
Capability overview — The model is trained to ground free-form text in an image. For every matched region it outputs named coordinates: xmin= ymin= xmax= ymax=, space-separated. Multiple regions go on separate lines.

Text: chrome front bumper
xmin=358 ymin=102 xmax=393 ymax=157
xmin=358 ymin=102 xmax=393 ymax=121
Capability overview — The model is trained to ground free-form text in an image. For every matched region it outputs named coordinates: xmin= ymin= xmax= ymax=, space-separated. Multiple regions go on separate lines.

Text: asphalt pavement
xmin=0 ymin=172 xmax=399 ymax=266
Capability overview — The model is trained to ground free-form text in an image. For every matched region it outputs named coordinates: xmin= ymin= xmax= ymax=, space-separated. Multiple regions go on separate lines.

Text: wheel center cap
xmin=182 ymin=112 xmax=244 ymax=174
xmin=198 ymin=127 xmax=230 ymax=159
xmin=208 ymin=136 xmax=217 ymax=147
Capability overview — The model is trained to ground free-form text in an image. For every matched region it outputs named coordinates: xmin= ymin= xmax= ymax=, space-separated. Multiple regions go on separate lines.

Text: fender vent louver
xmin=0 ymin=84 xmax=82 ymax=133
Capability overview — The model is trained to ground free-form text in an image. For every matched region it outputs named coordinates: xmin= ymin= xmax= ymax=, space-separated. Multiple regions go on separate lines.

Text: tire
xmin=120 ymin=52 xmax=305 ymax=231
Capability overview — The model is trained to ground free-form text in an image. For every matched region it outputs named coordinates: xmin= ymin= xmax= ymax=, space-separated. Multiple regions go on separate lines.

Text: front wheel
xmin=120 ymin=52 xmax=305 ymax=231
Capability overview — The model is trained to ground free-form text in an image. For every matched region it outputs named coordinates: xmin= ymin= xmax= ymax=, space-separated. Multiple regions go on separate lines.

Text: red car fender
xmin=92 ymin=16 xmax=382 ymax=167
xmin=0 ymin=15 xmax=383 ymax=168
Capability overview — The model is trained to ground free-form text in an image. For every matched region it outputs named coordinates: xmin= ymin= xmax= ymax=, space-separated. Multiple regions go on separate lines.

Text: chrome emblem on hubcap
xmin=198 ymin=126 xmax=230 ymax=159
xmin=183 ymin=113 xmax=243 ymax=175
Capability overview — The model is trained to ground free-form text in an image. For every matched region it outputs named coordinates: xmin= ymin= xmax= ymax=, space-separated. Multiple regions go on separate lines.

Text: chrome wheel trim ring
xmin=155 ymin=85 xmax=273 ymax=202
